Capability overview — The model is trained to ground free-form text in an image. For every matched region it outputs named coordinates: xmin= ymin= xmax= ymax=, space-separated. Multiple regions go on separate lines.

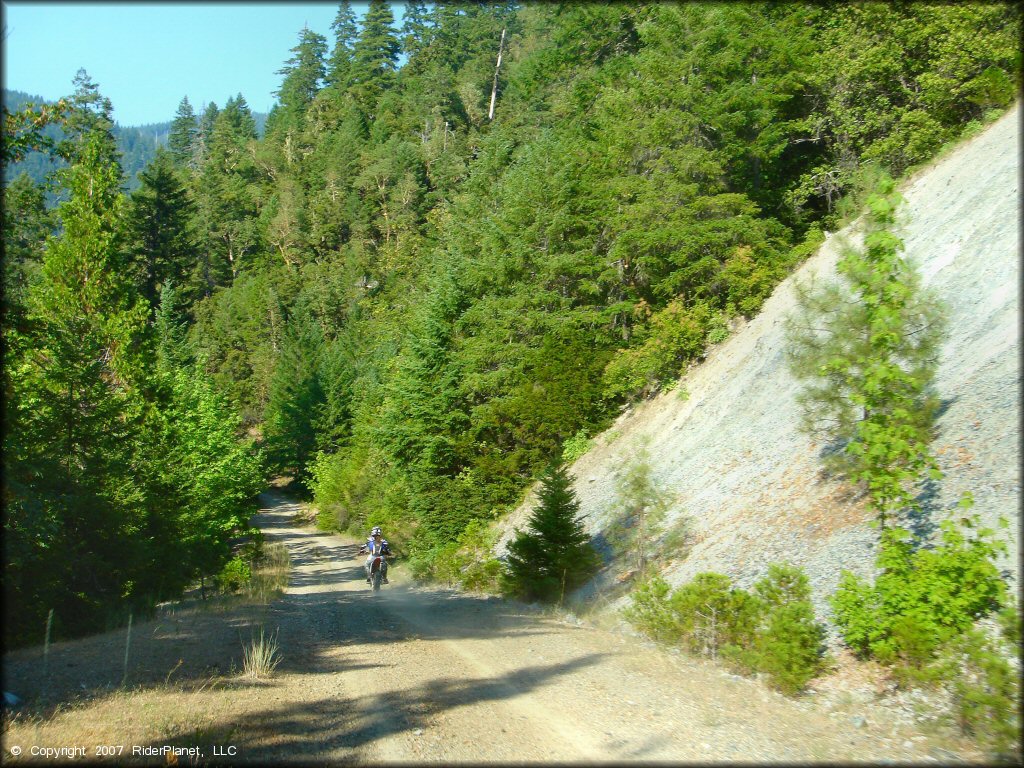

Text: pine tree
xmin=349 ymin=0 xmax=400 ymax=112
xmin=125 ymin=147 xmax=198 ymax=311
xmin=401 ymin=0 xmax=433 ymax=58
xmin=269 ymin=26 xmax=328 ymax=137
xmin=504 ymin=463 xmax=600 ymax=603
xmin=609 ymin=443 xmax=670 ymax=579
xmin=784 ymin=172 xmax=947 ymax=527
xmin=326 ymin=1 xmax=359 ymax=88
xmin=168 ymin=96 xmax=198 ymax=169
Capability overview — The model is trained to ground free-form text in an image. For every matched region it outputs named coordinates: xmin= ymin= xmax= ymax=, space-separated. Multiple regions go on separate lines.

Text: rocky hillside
xmin=496 ymin=104 xmax=1020 ymax=629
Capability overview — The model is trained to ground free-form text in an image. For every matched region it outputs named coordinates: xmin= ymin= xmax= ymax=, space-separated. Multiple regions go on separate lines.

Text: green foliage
xmin=7 ymin=4 xmax=1017 ymax=633
xmin=503 ymin=463 xmax=600 ymax=603
xmin=608 ymin=444 xmax=670 ymax=579
xmin=934 ymin=624 xmax=1020 ymax=759
xmin=790 ymin=3 xmax=1020 ymax=213
xmin=168 ymin=96 xmax=198 ymax=169
xmin=218 ymin=556 xmax=252 ymax=593
xmin=1 ymin=173 xmax=52 ymax=329
xmin=602 ymin=300 xmax=713 ymax=401
xmin=668 ymin=572 xmax=763 ymax=657
xmin=830 ymin=511 xmax=1009 ymax=676
xmin=267 ymin=27 xmax=328 ymax=138
xmin=561 ymin=429 xmax=592 ymax=464
xmin=625 ymin=565 xmax=827 ymax=694
xmin=262 ymin=309 xmax=327 ymax=480
xmin=125 ymin=147 xmax=199 ymax=310
xmin=785 ymin=173 xmax=947 ymax=525
xmin=622 ymin=575 xmax=676 ymax=642
xmin=2 ymin=104 xmax=265 ymax=646
xmin=743 ymin=565 xmax=829 ymax=695
xmin=409 ymin=518 xmax=503 ymax=593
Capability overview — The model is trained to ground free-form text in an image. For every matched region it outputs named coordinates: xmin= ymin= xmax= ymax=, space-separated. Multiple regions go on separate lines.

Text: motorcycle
xmin=368 ymin=552 xmax=387 ymax=592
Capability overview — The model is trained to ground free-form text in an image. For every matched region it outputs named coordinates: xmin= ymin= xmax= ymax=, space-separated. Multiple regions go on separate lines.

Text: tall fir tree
xmin=401 ymin=0 xmax=433 ymax=59
xmin=327 ymin=1 xmax=360 ymax=89
xmin=167 ymin=96 xmax=198 ymax=169
xmin=349 ymin=0 xmax=401 ymax=113
xmin=125 ymin=147 xmax=199 ymax=312
xmin=268 ymin=26 xmax=328 ymax=138
xmin=194 ymin=94 xmax=264 ymax=289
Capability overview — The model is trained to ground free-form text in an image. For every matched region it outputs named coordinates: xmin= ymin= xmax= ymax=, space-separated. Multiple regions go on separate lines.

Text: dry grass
xmin=240 ymin=628 xmax=280 ymax=680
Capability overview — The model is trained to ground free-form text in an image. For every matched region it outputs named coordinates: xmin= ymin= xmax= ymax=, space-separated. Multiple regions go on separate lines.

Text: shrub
xmin=625 ymin=564 xmax=828 ymax=695
xmin=218 ymin=556 xmax=252 ymax=593
xmin=831 ymin=513 xmax=1009 ymax=675
xmin=409 ymin=519 xmax=504 ymax=593
xmin=622 ymin=575 xmax=676 ymax=642
xmin=746 ymin=565 xmax=828 ymax=695
xmin=934 ymin=625 xmax=1020 ymax=758
xmin=562 ymin=429 xmax=593 ymax=464
xmin=669 ymin=572 xmax=762 ymax=658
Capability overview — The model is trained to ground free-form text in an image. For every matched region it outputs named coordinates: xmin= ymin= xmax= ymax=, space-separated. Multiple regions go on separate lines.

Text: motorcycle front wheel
xmin=372 ymin=570 xmax=382 ymax=591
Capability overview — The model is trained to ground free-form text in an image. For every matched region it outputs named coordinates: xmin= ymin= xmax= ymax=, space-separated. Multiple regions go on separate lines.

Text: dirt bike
xmin=368 ymin=553 xmax=387 ymax=592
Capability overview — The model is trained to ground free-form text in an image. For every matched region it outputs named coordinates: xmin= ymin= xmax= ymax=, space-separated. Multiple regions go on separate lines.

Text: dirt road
xmin=2 ymin=490 xmax=976 ymax=763
xmin=229 ymin=492 xmax=962 ymax=763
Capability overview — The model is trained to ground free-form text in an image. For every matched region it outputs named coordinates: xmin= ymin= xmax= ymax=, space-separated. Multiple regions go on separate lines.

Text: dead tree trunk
xmin=488 ymin=28 xmax=507 ymax=121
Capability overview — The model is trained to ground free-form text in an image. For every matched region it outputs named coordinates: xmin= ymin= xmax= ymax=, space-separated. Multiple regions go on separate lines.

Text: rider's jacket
xmin=363 ymin=539 xmax=390 ymax=557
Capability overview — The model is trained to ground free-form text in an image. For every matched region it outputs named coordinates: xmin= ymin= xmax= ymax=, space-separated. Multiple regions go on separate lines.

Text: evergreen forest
xmin=2 ymin=1 xmax=1019 ymax=648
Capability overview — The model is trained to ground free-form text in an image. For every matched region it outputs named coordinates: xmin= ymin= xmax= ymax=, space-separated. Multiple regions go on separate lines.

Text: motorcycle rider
xmin=359 ymin=528 xmax=391 ymax=584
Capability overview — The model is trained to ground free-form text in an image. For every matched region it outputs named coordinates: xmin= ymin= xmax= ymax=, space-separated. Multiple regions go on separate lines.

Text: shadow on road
xmin=139 ymin=652 xmax=606 ymax=761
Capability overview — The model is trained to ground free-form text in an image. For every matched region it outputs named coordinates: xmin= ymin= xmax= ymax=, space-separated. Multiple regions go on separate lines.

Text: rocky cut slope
xmin=497 ymin=104 xmax=1020 ymax=626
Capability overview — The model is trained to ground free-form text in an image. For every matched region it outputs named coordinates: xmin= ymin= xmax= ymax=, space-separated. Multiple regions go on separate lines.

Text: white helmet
xmin=370 ymin=526 xmax=382 ymax=537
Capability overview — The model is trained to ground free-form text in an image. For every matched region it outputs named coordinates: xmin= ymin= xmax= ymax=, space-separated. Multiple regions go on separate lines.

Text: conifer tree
xmin=262 ymin=309 xmax=327 ymax=480
xmin=269 ymin=26 xmax=328 ymax=137
xmin=401 ymin=0 xmax=433 ymax=58
xmin=193 ymin=101 xmax=220 ymax=168
xmin=168 ymin=96 xmax=198 ymax=169
xmin=194 ymin=94 xmax=263 ymax=288
xmin=504 ymin=463 xmax=600 ymax=603
xmin=349 ymin=0 xmax=401 ymax=112
xmin=58 ymin=69 xmax=118 ymax=168
xmin=327 ymin=1 xmax=359 ymax=88
xmin=126 ymin=147 xmax=198 ymax=311
xmin=1 ymin=173 xmax=51 ymax=330
xmin=10 ymin=128 xmax=152 ymax=634
xmin=610 ymin=443 xmax=670 ymax=579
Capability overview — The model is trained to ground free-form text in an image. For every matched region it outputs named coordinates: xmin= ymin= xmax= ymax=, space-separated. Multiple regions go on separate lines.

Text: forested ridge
xmin=2 ymin=2 xmax=1019 ymax=648
xmin=4 ymin=89 xmax=179 ymax=194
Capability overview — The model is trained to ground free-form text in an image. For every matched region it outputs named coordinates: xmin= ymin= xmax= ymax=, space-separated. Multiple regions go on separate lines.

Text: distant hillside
xmin=2 ymin=89 xmax=267 ymax=196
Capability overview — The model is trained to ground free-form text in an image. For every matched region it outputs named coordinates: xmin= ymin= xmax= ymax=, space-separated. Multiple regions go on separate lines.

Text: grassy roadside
xmin=1 ymin=535 xmax=291 ymax=758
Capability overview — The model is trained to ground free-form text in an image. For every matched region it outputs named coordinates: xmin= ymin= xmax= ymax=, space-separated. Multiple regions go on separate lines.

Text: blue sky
xmin=1 ymin=2 xmax=404 ymax=126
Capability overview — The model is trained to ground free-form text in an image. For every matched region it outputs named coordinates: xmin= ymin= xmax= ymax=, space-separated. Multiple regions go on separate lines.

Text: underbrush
xmin=831 ymin=511 xmax=1019 ymax=760
xmin=407 ymin=519 xmax=504 ymax=593
xmin=624 ymin=564 xmax=830 ymax=696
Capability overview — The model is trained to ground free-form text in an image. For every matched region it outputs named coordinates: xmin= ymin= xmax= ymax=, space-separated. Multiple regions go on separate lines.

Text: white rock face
xmin=496 ymin=104 xmax=1019 ymax=620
